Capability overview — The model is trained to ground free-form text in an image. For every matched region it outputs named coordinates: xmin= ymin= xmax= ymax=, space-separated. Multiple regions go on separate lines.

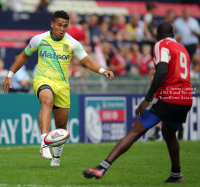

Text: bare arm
xmin=80 ymin=55 xmax=102 ymax=73
xmin=3 ymin=50 xmax=30 ymax=93
xmin=10 ymin=50 xmax=30 ymax=73
xmin=191 ymin=30 xmax=200 ymax=39
xmin=144 ymin=21 xmax=152 ymax=41
xmin=80 ymin=55 xmax=114 ymax=81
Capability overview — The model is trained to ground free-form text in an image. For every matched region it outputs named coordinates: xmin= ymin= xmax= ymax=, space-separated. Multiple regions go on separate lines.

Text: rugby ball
xmin=44 ymin=129 xmax=70 ymax=147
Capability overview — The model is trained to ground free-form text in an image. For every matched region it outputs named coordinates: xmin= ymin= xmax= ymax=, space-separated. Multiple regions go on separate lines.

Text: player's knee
xmin=129 ymin=119 xmax=147 ymax=136
xmin=41 ymin=96 xmax=53 ymax=109
xmin=162 ymin=127 xmax=176 ymax=142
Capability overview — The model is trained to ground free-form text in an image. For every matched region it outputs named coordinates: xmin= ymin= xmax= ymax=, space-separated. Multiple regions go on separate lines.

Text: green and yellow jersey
xmin=25 ymin=30 xmax=88 ymax=84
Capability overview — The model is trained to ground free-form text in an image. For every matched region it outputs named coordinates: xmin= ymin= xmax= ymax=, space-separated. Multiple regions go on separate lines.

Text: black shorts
xmin=146 ymin=98 xmax=191 ymax=123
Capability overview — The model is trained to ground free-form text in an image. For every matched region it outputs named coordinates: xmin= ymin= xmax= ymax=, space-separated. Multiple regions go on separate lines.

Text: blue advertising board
xmin=80 ymin=94 xmax=200 ymax=142
xmin=80 ymin=96 xmax=127 ymax=143
xmin=1 ymin=93 xmax=199 ymax=146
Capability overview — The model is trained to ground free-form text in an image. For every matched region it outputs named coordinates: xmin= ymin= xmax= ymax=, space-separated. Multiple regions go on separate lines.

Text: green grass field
xmin=0 ymin=141 xmax=199 ymax=187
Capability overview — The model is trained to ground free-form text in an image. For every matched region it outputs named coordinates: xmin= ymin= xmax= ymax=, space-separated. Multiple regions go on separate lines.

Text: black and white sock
xmin=171 ymin=167 xmax=182 ymax=179
xmin=96 ymin=160 xmax=111 ymax=170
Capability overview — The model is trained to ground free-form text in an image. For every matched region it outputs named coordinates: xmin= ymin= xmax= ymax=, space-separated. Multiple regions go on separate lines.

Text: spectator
xmin=109 ymin=46 xmax=128 ymax=76
xmin=35 ymin=0 xmax=50 ymax=13
xmin=79 ymin=19 xmax=90 ymax=46
xmin=126 ymin=14 xmax=145 ymax=41
xmin=130 ymin=43 xmax=142 ymax=74
xmin=88 ymin=14 xmax=100 ymax=51
xmin=174 ymin=8 xmax=200 ymax=59
xmin=69 ymin=56 xmax=87 ymax=79
xmin=139 ymin=44 xmax=154 ymax=76
xmin=109 ymin=15 xmax=120 ymax=35
xmin=112 ymin=30 xmax=132 ymax=49
xmin=9 ymin=52 xmax=31 ymax=93
xmin=67 ymin=12 xmax=85 ymax=43
xmin=165 ymin=9 xmax=175 ymax=25
xmin=190 ymin=54 xmax=200 ymax=79
xmin=0 ymin=58 xmax=8 ymax=77
xmin=143 ymin=1 xmax=158 ymax=41
xmin=164 ymin=9 xmax=182 ymax=42
xmin=94 ymin=42 xmax=111 ymax=70
xmin=99 ymin=19 xmax=110 ymax=42
xmin=118 ymin=15 xmax=126 ymax=31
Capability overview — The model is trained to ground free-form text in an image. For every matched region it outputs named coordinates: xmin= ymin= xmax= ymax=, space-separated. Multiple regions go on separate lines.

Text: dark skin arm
xmin=136 ymin=62 xmax=168 ymax=116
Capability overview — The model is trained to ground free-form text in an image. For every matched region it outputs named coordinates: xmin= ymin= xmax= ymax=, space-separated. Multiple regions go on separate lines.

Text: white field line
xmin=0 ymin=143 xmax=118 ymax=150
xmin=0 ymin=141 xmax=162 ymax=151
xmin=0 ymin=185 xmax=130 ymax=187
xmin=0 ymin=146 xmax=39 ymax=150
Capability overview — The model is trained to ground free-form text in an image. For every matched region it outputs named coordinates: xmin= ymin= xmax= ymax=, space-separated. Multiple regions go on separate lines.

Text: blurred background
xmin=0 ymin=0 xmax=200 ymax=94
xmin=0 ymin=0 xmax=200 ymax=145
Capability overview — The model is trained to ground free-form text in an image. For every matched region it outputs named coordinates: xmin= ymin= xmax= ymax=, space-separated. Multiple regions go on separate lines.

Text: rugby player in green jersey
xmin=4 ymin=10 xmax=114 ymax=166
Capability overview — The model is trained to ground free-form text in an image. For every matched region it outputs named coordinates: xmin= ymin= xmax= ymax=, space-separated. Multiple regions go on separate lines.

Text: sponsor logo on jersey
xmin=39 ymin=43 xmax=51 ymax=46
xmin=40 ymin=50 xmax=70 ymax=60
xmin=63 ymin=44 xmax=69 ymax=52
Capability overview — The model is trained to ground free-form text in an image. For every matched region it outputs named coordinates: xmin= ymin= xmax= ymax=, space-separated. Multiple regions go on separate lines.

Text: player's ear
xmin=50 ymin=21 xmax=54 ymax=28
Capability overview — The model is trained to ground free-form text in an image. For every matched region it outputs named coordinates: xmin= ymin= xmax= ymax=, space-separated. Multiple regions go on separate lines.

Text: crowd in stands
xmin=0 ymin=52 xmax=31 ymax=93
xmin=0 ymin=1 xmax=200 ymax=89
xmin=66 ymin=2 xmax=200 ymax=80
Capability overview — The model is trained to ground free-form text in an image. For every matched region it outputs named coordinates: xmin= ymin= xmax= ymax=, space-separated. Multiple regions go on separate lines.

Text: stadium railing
xmin=0 ymin=72 xmax=200 ymax=94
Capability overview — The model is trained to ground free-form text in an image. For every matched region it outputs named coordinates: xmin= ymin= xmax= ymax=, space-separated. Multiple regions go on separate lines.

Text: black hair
xmin=53 ymin=10 xmax=70 ymax=21
xmin=157 ymin=22 xmax=174 ymax=40
xmin=167 ymin=9 xmax=174 ymax=15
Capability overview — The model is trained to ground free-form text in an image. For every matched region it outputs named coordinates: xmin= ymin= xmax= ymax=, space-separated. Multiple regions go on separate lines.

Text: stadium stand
xmin=0 ymin=0 xmax=199 ymax=94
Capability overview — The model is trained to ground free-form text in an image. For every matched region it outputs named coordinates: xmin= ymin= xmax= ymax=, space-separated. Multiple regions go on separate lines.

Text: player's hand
xmin=136 ymin=99 xmax=149 ymax=117
xmin=3 ymin=77 xmax=12 ymax=93
xmin=103 ymin=71 xmax=114 ymax=81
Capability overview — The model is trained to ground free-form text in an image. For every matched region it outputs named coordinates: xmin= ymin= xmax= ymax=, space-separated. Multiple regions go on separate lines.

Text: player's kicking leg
xmin=83 ymin=109 xmax=160 ymax=179
xmin=162 ymin=122 xmax=185 ymax=183
xmin=50 ymin=108 xmax=69 ymax=166
xmin=39 ymin=89 xmax=54 ymax=160
xmin=83 ymin=118 xmax=149 ymax=179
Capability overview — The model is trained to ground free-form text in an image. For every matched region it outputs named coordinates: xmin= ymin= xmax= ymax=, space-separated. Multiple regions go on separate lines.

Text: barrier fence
xmin=0 ymin=93 xmax=199 ymax=146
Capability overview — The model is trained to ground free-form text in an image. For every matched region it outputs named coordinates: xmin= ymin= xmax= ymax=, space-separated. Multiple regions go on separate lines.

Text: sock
xmin=40 ymin=134 xmax=47 ymax=148
xmin=97 ymin=160 xmax=111 ymax=170
xmin=155 ymin=127 xmax=159 ymax=136
xmin=53 ymin=144 xmax=64 ymax=157
xmin=171 ymin=167 xmax=182 ymax=178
